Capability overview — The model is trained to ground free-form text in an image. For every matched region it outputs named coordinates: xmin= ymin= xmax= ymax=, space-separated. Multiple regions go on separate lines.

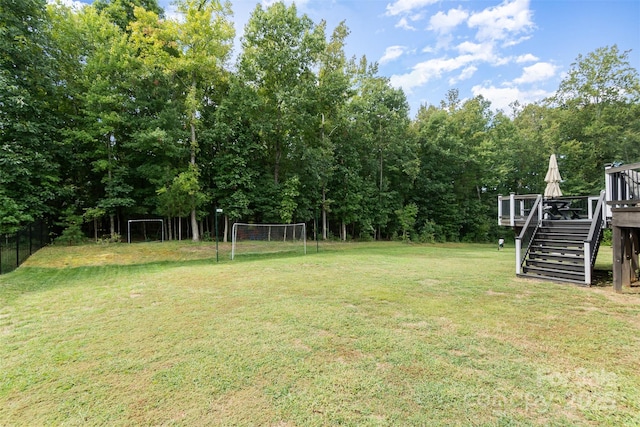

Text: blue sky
xmin=72 ymin=0 xmax=640 ymax=117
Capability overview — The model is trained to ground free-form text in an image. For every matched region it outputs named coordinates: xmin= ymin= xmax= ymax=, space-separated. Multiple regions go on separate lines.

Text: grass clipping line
xmin=0 ymin=241 xmax=638 ymax=426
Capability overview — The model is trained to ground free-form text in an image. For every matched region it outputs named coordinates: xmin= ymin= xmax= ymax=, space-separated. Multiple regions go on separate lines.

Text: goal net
xmin=231 ymin=223 xmax=306 ymax=260
xmin=127 ymin=219 xmax=164 ymax=243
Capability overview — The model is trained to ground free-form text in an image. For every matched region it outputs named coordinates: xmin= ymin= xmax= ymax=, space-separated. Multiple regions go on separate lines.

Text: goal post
xmin=231 ymin=223 xmax=306 ymax=260
xmin=127 ymin=219 xmax=164 ymax=243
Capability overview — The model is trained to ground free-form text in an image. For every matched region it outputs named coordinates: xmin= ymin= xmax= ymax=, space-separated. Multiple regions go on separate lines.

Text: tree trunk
xmin=190 ymin=119 xmax=200 ymax=242
xmin=322 ymin=187 xmax=328 ymax=240
xmin=223 ymin=215 xmax=228 ymax=243
xmin=109 ymin=214 xmax=115 ymax=239
xmin=341 ymin=220 xmax=346 ymax=241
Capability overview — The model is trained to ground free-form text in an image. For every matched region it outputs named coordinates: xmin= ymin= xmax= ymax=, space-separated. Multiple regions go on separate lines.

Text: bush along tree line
xmin=1 ymin=0 xmax=639 ymax=243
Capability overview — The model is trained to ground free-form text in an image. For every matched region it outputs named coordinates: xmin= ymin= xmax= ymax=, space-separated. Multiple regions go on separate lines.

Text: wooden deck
xmin=610 ymin=206 xmax=640 ymax=292
xmin=499 ymin=162 xmax=640 ymax=291
xmin=606 ymin=163 xmax=640 ymax=292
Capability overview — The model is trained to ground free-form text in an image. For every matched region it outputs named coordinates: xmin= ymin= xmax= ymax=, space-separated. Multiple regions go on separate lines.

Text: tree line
xmin=2 ymin=0 xmax=639 ymax=243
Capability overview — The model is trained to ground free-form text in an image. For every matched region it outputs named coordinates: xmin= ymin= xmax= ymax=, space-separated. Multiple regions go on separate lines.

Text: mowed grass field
xmin=1 ymin=241 xmax=639 ymax=426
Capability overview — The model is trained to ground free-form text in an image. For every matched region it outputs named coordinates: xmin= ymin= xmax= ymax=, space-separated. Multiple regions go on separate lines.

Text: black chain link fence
xmin=0 ymin=220 xmax=51 ymax=275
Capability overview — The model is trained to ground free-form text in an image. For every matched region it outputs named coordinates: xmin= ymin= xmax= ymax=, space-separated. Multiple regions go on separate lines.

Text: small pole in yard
xmin=215 ymin=208 xmax=223 ymax=262
xmin=16 ymin=230 xmax=19 ymax=270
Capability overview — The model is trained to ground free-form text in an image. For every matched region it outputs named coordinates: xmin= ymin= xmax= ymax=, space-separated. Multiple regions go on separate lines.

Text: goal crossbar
xmin=231 ymin=223 xmax=306 ymax=260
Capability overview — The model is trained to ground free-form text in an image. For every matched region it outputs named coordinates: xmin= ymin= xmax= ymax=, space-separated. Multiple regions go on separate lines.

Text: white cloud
xmin=468 ymin=0 xmax=534 ymax=43
xmin=396 ymin=17 xmax=417 ymax=31
xmin=516 ymin=53 xmax=538 ymax=63
xmin=449 ymin=66 xmax=478 ymax=85
xmin=513 ymin=62 xmax=557 ymax=84
xmin=428 ymin=7 xmax=469 ymax=34
xmin=390 ymin=55 xmax=476 ymax=92
xmin=386 ymin=0 xmax=439 ymax=16
xmin=456 ymin=41 xmax=509 ymax=65
xmin=471 ymin=84 xmax=551 ymax=112
xmin=457 ymin=41 xmax=489 ymax=56
xmin=380 ymin=45 xmax=407 ymax=65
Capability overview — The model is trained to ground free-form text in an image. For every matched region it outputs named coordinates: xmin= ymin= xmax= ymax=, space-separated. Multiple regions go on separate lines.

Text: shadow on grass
xmin=591 ymin=268 xmax=614 ymax=288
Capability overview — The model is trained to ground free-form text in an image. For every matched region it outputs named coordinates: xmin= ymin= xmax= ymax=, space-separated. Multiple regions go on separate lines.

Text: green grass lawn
xmin=1 ymin=241 xmax=639 ymax=426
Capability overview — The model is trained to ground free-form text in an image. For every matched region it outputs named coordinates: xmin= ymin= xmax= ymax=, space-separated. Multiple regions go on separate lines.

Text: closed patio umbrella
xmin=544 ymin=154 xmax=562 ymax=198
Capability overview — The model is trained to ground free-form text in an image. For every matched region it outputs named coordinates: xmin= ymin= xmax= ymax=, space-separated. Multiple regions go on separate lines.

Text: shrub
xmin=55 ymin=215 xmax=86 ymax=246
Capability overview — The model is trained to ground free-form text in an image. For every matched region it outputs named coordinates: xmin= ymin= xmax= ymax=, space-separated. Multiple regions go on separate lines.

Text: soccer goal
xmin=231 ymin=223 xmax=306 ymax=260
xmin=127 ymin=219 xmax=164 ymax=243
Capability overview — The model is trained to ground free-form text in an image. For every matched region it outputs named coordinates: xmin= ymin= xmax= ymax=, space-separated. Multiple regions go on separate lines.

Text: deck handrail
xmin=498 ymin=193 xmax=540 ymax=227
xmin=499 ymin=194 xmax=600 ymax=226
xmin=583 ymin=190 xmax=606 ymax=284
xmin=515 ymin=195 xmax=542 ymax=275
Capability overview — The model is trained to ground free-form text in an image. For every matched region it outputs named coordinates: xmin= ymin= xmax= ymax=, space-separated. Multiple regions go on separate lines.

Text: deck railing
xmin=499 ymin=193 xmax=601 ymax=226
xmin=515 ymin=195 xmax=542 ymax=275
xmin=605 ymin=162 xmax=640 ymax=215
xmin=498 ymin=193 xmax=539 ymax=226
xmin=583 ymin=190 xmax=606 ymax=284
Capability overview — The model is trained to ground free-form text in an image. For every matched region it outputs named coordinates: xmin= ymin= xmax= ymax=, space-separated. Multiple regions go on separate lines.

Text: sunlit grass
xmin=1 ymin=241 xmax=638 ymax=425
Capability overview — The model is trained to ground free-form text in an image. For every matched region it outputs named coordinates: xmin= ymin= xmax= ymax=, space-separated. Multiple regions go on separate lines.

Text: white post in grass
xmin=497 ymin=194 xmax=502 ymax=226
xmin=584 ymin=241 xmax=591 ymax=285
xmin=231 ymin=222 xmax=237 ymax=260
xmin=515 ymin=237 xmax=522 ymax=275
xmin=215 ymin=208 xmax=223 ymax=263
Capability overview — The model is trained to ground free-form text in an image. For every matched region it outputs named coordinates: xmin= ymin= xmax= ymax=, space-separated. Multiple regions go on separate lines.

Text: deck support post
xmin=612 ymin=225 xmax=640 ymax=293
xmin=612 ymin=226 xmax=624 ymax=292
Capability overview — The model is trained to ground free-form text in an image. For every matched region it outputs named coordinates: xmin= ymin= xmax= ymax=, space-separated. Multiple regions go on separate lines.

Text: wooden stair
xmin=520 ymin=219 xmax=597 ymax=284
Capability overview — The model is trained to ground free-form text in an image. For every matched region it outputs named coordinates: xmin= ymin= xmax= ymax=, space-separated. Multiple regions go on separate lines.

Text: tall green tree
xmin=205 ymin=76 xmax=260 ymax=240
xmin=330 ymin=58 xmax=414 ymax=240
xmin=413 ymin=92 xmax=494 ymax=242
xmin=238 ymin=2 xmax=325 ymax=196
xmin=94 ymin=0 xmax=164 ymax=31
xmin=0 ymin=0 xmax=59 ymax=231
xmin=130 ymin=0 xmax=234 ymax=240
xmin=303 ymin=21 xmax=352 ymax=239
xmin=69 ymin=5 xmax=138 ymax=238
